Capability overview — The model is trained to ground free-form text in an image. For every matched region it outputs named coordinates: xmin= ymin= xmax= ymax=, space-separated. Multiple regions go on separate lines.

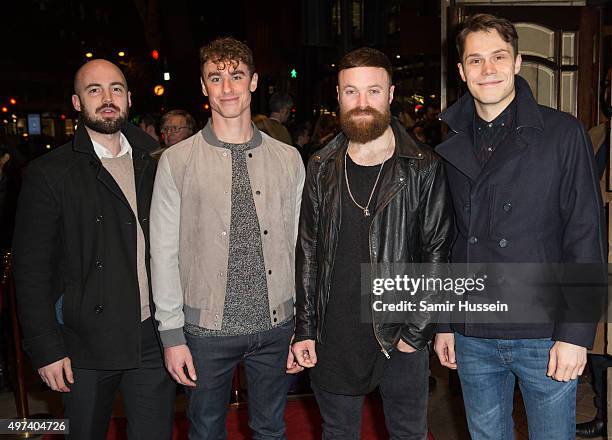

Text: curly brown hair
xmin=199 ymin=37 xmax=255 ymax=77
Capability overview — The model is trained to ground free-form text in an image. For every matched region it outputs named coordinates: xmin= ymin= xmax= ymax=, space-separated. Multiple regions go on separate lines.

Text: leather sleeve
xmin=294 ymin=156 xmax=321 ymax=342
xmin=400 ymin=156 xmax=455 ymax=348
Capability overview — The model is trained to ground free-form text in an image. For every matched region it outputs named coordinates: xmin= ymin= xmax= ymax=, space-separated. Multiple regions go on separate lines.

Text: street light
xmin=85 ymin=52 xmax=93 ymax=58
xmin=118 ymin=51 xmax=125 ymax=57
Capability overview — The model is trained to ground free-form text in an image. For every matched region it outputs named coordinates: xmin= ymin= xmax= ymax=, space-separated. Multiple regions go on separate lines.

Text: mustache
xmin=96 ymin=103 xmax=120 ymax=113
xmin=345 ymin=106 xmax=383 ymax=117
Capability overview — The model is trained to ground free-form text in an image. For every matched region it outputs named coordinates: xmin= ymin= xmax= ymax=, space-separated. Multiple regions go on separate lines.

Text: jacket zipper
xmin=368 ymin=178 xmax=407 ymax=359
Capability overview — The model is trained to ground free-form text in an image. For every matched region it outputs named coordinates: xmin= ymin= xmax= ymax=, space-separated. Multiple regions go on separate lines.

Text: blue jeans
xmin=185 ymin=320 xmax=293 ymax=440
xmin=455 ymin=333 xmax=577 ymax=440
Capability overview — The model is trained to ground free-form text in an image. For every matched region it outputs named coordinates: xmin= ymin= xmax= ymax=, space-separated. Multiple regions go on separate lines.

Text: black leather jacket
xmin=294 ymin=120 xmax=455 ymax=356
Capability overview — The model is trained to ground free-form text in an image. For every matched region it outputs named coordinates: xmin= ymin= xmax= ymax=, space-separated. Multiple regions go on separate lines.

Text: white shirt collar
xmin=91 ymin=132 xmax=132 ymax=159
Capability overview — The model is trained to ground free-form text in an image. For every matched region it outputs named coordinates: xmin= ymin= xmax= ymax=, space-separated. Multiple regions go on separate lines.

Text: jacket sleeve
xmin=400 ymin=157 xmax=455 ymax=348
xmin=12 ymin=162 xmax=65 ymax=369
xmin=294 ymin=156 xmax=321 ymax=342
xmin=553 ymin=120 xmax=606 ymax=349
xmin=293 ymin=152 xmax=306 ymax=252
xmin=150 ymin=153 xmax=185 ymax=347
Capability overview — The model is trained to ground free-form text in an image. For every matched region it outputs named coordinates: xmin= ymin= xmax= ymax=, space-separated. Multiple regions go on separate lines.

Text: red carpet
xmin=43 ymin=397 xmax=434 ymax=439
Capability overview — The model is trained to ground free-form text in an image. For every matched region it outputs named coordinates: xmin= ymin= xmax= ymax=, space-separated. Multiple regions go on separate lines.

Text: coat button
xmin=503 ymin=202 xmax=512 ymax=212
xmin=499 ymin=238 xmax=508 ymax=248
xmin=248 ymin=153 xmax=253 ymax=158
xmin=96 ymin=215 xmax=104 ymax=223
xmin=273 ymin=317 xmax=278 ymax=323
xmin=468 ymin=236 xmax=478 ymax=244
xmin=141 ymin=217 xmax=148 ymax=223
xmin=96 ymin=260 xmax=103 ymax=269
xmin=463 ymin=203 xmax=470 ymax=212
xmin=221 ymin=231 xmax=227 ymax=236
xmin=263 ymin=230 xmax=268 ymax=235
xmin=125 ymin=220 xmax=132 ymax=225
xmin=256 ymin=190 xmax=261 ymax=195
xmin=94 ymin=305 xmax=104 ymax=314
xmin=222 ymin=152 xmax=227 ymax=157
xmin=268 ymin=270 xmax=272 ymax=275
xmin=272 ymin=310 xmax=277 ymax=315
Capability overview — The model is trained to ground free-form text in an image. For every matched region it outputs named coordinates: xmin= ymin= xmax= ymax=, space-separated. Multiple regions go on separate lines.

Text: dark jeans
xmin=63 ymin=318 xmax=176 ymax=440
xmin=185 ymin=320 xmax=293 ymax=440
xmin=312 ymin=348 xmax=428 ymax=440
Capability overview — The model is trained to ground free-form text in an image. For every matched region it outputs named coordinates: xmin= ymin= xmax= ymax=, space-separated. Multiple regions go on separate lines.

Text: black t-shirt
xmin=309 ymin=152 xmax=389 ymax=395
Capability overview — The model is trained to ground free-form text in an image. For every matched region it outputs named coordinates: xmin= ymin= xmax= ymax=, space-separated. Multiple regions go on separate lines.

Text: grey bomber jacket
xmin=150 ymin=122 xmax=305 ymax=347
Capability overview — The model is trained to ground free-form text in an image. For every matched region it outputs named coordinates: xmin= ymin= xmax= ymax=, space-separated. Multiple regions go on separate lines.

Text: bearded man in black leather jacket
xmin=291 ymin=47 xmax=454 ymax=439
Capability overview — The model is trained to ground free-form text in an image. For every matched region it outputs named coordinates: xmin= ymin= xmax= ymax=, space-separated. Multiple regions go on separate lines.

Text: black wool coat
xmin=436 ymin=76 xmax=606 ymax=348
xmin=13 ymin=122 xmax=159 ymax=369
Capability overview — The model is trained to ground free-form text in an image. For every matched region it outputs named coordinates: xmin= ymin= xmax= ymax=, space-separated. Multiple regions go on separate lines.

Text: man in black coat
xmin=12 ymin=59 xmax=175 ymax=439
xmin=433 ymin=14 xmax=606 ymax=440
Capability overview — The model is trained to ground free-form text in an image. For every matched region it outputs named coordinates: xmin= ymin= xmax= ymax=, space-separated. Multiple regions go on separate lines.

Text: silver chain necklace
xmin=344 ymin=141 xmax=391 ymax=217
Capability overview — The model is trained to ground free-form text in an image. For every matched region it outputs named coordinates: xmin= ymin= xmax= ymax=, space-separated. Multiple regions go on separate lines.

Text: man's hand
xmin=292 ymin=339 xmax=317 ymax=368
xmin=396 ymin=339 xmax=417 ymax=353
xmin=164 ymin=344 xmax=197 ymax=387
xmin=286 ymin=335 xmax=304 ymax=374
xmin=286 ymin=347 xmax=304 ymax=374
xmin=434 ymin=333 xmax=457 ymax=369
xmin=547 ymin=341 xmax=587 ymax=382
xmin=38 ymin=357 xmax=73 ymax=392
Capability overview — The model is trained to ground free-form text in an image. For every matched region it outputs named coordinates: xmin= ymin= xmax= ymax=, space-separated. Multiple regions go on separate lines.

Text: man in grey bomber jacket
xmin=150 ymin=37 xmax=305 ymax=439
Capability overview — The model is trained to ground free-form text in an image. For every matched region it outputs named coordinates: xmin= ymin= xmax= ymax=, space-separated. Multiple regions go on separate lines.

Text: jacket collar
xmin=437 ymin=75 xmax=544 ymax=183
xmin=201 ymin=120 xmax=263 ymax=148
xmin=440 ymin=75 xmax=544 ymax=134
xmin=73 ymin=121 xmax=159 ymax=160
xmin=72 ymin=121 xmax=157 ymax=212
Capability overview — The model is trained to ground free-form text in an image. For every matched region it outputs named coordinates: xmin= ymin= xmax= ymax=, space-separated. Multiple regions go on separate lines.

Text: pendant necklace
xmin=344 ymin=137 xmax=392 ymax=217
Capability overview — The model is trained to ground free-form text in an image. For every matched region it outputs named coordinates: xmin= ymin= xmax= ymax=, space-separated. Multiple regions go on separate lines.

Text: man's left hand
xmin=286 ymin=335 xmax=304 ymax=374
xmin=547 ymin=341 xmax=587 ymax=382
xmin=396 ymin=339 xmax=417 ymax=353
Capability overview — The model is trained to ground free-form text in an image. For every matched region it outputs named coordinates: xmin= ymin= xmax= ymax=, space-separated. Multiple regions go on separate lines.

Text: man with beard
xmin=292 ymin=47 xmax=454 ymax=438
xmin=12 ymin=59 xmax=175 ymax=439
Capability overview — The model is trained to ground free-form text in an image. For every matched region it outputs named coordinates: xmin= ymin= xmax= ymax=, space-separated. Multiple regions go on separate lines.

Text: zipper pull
xmin=381 ymin=348 xmax=390 ymax=359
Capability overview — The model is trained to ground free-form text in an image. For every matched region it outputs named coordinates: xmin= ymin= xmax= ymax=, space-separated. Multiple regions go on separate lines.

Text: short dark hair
xmin=199 ymin=37 xmax=255 ymax=77
xmin=160 ymin=109 xmax=197 ymax=133
xmin=269 ymin=93 xmax=293 ymax=113
xmin=338 ymin=47 xmax=392 ymax=82
xmin=456 ymin=13 xmax=519 ymax=61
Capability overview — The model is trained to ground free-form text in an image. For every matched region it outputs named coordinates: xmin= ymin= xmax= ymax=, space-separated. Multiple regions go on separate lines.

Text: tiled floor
xmin=0 ymin=356 xmax=604 ymax=439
